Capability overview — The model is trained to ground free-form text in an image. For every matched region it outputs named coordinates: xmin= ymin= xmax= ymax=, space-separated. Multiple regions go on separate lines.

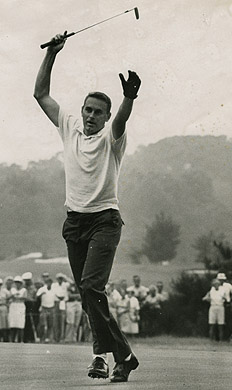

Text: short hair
xmin=83 ymin=92 xmax=112 ymax=113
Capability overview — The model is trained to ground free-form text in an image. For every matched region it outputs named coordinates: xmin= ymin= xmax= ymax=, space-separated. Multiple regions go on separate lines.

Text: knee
xmin=80 ymin=279 xmax=95 ymax=296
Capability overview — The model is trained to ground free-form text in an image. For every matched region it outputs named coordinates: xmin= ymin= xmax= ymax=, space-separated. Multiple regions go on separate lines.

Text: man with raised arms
xmin=34 ymin=32 xmax=141 ymax=383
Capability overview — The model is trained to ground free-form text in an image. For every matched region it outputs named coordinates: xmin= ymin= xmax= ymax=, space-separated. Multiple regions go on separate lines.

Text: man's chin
xmin=84 ymin=125 xmax=99 ymax=135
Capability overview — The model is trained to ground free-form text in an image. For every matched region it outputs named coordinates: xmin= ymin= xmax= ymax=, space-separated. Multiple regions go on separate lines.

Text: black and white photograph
xmin=1 ymin=0 xmax=232 ymax=389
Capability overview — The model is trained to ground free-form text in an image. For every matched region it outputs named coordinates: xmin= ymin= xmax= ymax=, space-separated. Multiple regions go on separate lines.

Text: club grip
xmin=134 ymin=7 xmax=139 ymax=20
xmin=40 ymin=40 xmax=55 ymax=49
xmin=40 ymin=32 xmax=75 ymax=49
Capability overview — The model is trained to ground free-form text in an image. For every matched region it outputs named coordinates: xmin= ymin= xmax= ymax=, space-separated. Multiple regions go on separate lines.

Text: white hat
xmin=217 ymin=272 xmax=227 ymax=280
xmin=0 ymin=278 xmax=3 ymax=284
xmin=14 ymin=275 xmax=23 ymax=283
xmin=22 ymin=272 xmax=32 ymax=280
xmin=56 ymin=273 xmax=64 ymax=279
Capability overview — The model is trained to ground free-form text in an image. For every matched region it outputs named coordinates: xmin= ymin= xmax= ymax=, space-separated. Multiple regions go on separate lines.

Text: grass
xmin=129 ymin=335 xmax=232 ymax=352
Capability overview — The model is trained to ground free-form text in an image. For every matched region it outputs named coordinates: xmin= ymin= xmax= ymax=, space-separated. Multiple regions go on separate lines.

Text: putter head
xmin=134 ymin=7 xmax=139 ymax=20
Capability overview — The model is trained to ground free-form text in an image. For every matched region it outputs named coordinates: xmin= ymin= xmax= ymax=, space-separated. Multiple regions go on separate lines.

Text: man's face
xmin=57 ymin=277 xmax=63 ymax=285
xmin=46 ymin=280 xmax=52 ymax=289
xmin=81 ymin=97 xmax=111 ymax=136
xmin=213 ymin=280 xmax=221 ymax=290
xmin=133 ymin=277 xmax=140 ymax=288
xmin=6 ymin=280 xmax=13 ymax=289
xmin=156 ymin=282 xmax=163 ymax=292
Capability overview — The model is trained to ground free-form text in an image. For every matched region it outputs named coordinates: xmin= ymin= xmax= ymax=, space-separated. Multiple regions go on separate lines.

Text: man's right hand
xmin=47 ymin=31 xmax=68 ymax=54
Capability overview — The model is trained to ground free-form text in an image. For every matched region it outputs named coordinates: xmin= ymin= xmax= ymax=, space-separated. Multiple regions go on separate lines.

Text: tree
xmin=193 ymin=231 xmax=232 ymax=273
xmin=141 ymin=211 xmax=181 ymax=263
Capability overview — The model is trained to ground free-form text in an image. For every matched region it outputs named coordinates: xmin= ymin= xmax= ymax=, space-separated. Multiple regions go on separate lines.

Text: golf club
xmin=40 ymin=7 xmax=139 ymax=49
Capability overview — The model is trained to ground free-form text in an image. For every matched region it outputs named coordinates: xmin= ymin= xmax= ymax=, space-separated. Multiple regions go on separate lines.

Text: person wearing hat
xmin=217 ymin=272 xmax=232 ymax=340
xmin=8 ymin=276 xmax=27 ymax=342
xmin=0 ymin=278 xmax=10 ymax=342
xmin=52 ymin=273 xmax=68 ymax=342
xmin=41 ymin=272 xmax=50 ymax=285
xmin=36 ymin=278 xmax=56 ymax=343
xmin=202 ymin=278 xmax=227 ymax=341
xmin=22 ymin=272 xmax=38 ymax=343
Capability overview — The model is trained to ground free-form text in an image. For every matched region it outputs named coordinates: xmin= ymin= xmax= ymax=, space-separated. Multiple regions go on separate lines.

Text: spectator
xmin=127 ymin=275 xmax=149 ymax=306
xmin=34 ymin=280 xmax=44 ymax=291
xmin=36 ymin=278 xmax=56 ymax=343
xmin=119 ymin=279 xmax=128 ymax=292
xmin=41 ymin=272 xmax=50 ymax=285
xmin=4 ymin=276 xmax=14 ymax=292
xmin=8 ymin=276 xmax=27 ymax=342
xmin=156 ymin=281 xmax=169 ymax=303
xmin=106 ymin=281 xmax=122 ymax=320
xmin=116 ymin=288 xmax=130 ymax=333
xmin=202 ymin=278 xmax=226 ymax=341
xmin=217 ymin=272 xmax=232 ymax=340
xmin=65 ymin=281 xmax=82 ymax=343
xmin=0 ymin=278 xmax=10 ymax=342
xmin=140 ymin=285 xmax=162 ymax=336
xmin=126 ymin=290 xmax=140 ymax=336
xmin=52 ymin=273 xmax=68 ymax=342
xmin=3 ymin=276 xmax=14 ymax=341
xmin=22 ymin=272 xmax=38 ymax=343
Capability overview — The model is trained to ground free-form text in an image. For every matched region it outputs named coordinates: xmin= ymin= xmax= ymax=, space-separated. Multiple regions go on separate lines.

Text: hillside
xmin=118 ymin=135 xmax=232 ymax=263
xmin=1 ymin=135 xmax=232 ymax=268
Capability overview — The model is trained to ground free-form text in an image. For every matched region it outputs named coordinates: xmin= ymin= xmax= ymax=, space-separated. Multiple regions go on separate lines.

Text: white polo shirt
xmin=57 ymin=108 xmax=127 ymax=213
xmin=209 ymin=287 xmax=226 ymax=306
xmin=36 ymin=286 xmax=56 ymax=308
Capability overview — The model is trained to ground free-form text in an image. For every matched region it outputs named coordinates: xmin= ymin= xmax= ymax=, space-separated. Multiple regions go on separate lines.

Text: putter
xmin=40 ymin=7 xmax=139 ymax=49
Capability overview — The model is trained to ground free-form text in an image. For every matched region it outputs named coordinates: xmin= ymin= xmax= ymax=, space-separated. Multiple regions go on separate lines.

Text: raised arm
xmin=33 ymin=32 xmax=67 ymax=127
xmin=112 ymin=70 xmax=141 ymax=140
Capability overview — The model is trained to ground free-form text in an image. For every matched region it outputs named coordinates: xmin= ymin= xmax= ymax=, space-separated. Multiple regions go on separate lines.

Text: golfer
xmin=34 ymin=32 xmax=141 ymax=382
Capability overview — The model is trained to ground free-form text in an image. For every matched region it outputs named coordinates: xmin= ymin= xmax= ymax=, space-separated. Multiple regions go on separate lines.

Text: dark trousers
xmin=62 ymin=208 xmax=131 ymax=362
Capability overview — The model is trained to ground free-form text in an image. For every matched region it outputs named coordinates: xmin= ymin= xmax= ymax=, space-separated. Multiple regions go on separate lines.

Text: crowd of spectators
xmin=1 ymin=270 xmax=232 ymax=343
xmin=0 ymin=272 xmax=169 ymax=343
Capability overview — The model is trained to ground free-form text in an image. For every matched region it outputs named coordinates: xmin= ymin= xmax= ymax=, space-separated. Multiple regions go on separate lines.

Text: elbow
xmin=33 ymin=88 xmax=48 ymax=101
xmin=33 ymin=90 xmax=40 ymax=101
xmin=33 ymin=90 xmax=43 ymax=101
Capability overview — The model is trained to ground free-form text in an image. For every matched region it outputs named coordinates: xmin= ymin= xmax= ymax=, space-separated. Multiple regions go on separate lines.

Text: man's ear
xmin=81 ymin=106 xmax=84 ymax=116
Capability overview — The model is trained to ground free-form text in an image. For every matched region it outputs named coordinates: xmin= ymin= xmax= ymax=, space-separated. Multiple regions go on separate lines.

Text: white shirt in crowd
xmin=219 ymin=282 xmax=232 ymax=303
xmin=208 ymin=287 xmax=226 ymax=306
xmin=36 ymin=286 xmax=56 ymax=308
xmin=51 ymin=282 xmax=69 ymax=302
xmin=127 ymin=285 xmax=149 ymax=300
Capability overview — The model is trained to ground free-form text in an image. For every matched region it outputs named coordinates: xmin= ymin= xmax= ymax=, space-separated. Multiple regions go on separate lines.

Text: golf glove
xmin=119 ymin=70 xmax=141 ymax=99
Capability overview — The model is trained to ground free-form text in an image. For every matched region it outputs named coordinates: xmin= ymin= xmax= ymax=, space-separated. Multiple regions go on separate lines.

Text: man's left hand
xmin=119 ymin=70 xmax=141 ymax=99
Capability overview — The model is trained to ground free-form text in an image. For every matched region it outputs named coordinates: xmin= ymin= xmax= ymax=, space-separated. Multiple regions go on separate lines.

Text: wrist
xmin=123 ymin=92 xmax=138 ymax=100
xmin=45 ymin=49 xmax=58 ymax=59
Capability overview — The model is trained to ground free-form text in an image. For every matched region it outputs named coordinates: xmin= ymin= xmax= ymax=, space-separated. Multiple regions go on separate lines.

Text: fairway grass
xmin=128 ymin=335 xmax=232 ymax=352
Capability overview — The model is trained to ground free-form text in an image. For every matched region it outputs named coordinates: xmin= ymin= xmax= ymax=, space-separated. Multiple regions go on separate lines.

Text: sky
xmin=1 ymin=0 xmax=232 ymax=167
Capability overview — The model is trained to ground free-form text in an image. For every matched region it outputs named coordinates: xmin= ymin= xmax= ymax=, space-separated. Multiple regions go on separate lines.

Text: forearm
xmin=114 ymin=97 xmax=134 ymax=124
xmin=34 ymin=51 xmax=57 ymax=99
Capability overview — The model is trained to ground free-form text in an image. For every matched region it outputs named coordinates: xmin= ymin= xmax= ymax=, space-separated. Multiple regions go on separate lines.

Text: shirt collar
xmin=80 ymin=125 xmax=107 ymax=139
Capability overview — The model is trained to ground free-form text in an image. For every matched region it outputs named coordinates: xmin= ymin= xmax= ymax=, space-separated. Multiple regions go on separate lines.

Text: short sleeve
xmin=111 ymin=129 xmax=127 ymax=161
xmin=57 ymin=108 xmax=81 ymax=142
xmin=36 ymin=287 xmax=43 ymax=297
